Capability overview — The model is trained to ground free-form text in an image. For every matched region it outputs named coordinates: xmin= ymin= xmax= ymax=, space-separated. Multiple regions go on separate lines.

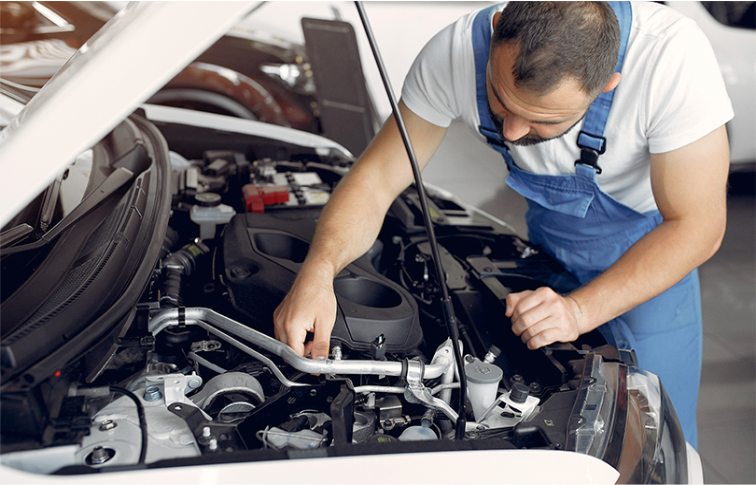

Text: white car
xmin=0 ymin=3 xmax=702 ymax=484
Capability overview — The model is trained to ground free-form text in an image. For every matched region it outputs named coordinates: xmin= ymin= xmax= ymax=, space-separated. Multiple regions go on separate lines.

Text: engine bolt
xmin=198 ymin=426 xmax=212 ymax=445
xmin=332 ymin=345 xmax=343 ymax=361
xmin=90 ymin=446 xmax=111 ymax=465
xmin=187 ymin=376 xmax=202 ymax=390
xmin=99 ymin=420 xmax=117 ymax=431
xmin=144 ymin=386 xmax=162 ymax=401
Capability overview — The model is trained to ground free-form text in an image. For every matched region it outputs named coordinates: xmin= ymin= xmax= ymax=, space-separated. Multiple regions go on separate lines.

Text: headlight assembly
xmin=568 ymin=354 xmax=689 ymax=484
xmin=618 ymin=368 xmax=688 ymax=484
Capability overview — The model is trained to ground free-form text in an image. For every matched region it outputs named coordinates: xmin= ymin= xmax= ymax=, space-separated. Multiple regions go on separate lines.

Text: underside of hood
xmin=0 ymin=1 xmax=260 ymax=228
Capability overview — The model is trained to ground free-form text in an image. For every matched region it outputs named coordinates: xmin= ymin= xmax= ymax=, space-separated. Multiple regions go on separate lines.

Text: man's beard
xmin=485 ymin=94 xmax=585 ymax=147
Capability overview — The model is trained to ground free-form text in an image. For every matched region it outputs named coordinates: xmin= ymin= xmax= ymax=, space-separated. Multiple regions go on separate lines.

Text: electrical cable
xmin=109 ymin=386 xmax=148 ymax=465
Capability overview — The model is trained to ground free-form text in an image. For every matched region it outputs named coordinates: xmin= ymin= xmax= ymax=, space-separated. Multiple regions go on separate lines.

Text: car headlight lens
xmin=260 ymin=63 xmax=316 ymax=95
xmin=569 ymin=354 xmax=688 ymax=483
xmin=618 ymin=368 xmax=688 ymax=484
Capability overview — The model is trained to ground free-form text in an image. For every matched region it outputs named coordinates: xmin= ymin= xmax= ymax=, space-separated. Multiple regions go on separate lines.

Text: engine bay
xmin=0 ymin=112 xmax=633 ymax=474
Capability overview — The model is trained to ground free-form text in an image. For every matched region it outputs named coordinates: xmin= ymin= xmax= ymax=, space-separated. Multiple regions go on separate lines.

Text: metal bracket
xmin=403 ymin=360 xmax=459 ymax=424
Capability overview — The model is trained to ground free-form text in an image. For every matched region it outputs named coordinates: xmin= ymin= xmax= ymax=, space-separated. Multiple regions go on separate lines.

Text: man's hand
xmin=505 ymin=288 xmax=585 ymax=350
xmin=273 ymin=269 xmax=337 ymax=360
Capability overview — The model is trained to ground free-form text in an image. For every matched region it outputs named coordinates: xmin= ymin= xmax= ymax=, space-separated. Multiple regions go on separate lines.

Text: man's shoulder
xmin=412 ymin=5 xmax=489 ymax=68
xmin=631 ymin=1 xmax=699 ymax=39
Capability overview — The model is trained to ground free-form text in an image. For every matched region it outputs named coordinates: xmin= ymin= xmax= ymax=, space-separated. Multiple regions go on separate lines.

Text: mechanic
xmin=274 ymin=2 xmax=732 ymax=449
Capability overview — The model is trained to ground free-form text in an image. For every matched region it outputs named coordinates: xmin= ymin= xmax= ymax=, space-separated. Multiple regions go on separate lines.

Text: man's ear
xmin=603 ymin=73 xmax=622 ymax=93
xmin=493 ymin=11 xmax=502 ymax=28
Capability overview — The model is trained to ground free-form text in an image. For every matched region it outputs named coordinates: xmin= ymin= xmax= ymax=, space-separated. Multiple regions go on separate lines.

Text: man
xmin=274 ymin=2 xmax=732 ymax=449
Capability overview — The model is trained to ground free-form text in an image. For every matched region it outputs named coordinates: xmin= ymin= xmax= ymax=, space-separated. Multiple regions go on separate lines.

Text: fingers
xmin=287 ymin=326 xmax=309 ymax=357
xmin=525 ymin=326 xmax=566 ymax=350
xmin=310 ymin=322 xmax=333 ymax=361
xmin=508 ymin=289 xmax=553 ymax=335
xmin=273 ymin=277 xmax=338 ymax=359
xmin=273 ymin=304 xmax=287 ymax=344
xmin=517 ymin=316 xmax=562 ymax=350
xmin=506 ymin=287 xmax=581 ymax=349
xmin=273 ymin=299 xmax=308 ymax=357
xmin=505 ymin=290 xmax=531 ymax=317
xmin=302 ymin=303 xmax=337 ymax=361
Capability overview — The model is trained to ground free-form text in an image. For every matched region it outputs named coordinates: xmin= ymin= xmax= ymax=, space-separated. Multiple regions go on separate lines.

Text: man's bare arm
xmin=507 ymin=125 xmax=729 ymax=348
xmin=273 ymin=101 xmax=448 ymax=358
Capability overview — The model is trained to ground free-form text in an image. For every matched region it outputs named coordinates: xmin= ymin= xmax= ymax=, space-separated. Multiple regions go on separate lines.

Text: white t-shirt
xmin=401 ymin=2 xmax=734 ymax=213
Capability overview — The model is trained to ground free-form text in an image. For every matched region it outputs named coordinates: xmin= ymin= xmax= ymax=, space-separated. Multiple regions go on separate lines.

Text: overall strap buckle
xmin=575 ymin=148 xmax=603 ymax=175
xmin=575 ymin=130 xmax=606 ymax=174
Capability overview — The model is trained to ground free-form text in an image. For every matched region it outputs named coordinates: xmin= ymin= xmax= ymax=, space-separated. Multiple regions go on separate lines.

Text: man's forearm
xmin=570 ymin=215 xmax=725 ymax=335
xmin=299 ymin=168 xmax=396 ymax=281
xmin=298 ymin=101 xmax=449 ymax=282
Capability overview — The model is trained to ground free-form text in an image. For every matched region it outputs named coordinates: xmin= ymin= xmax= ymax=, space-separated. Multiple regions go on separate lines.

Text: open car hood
xmin=0 ymin=1 xmax=259 ymax=228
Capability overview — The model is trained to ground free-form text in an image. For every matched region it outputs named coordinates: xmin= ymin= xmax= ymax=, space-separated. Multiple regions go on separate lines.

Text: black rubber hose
xmin=109 ymin=386 xmax=148 ymax=465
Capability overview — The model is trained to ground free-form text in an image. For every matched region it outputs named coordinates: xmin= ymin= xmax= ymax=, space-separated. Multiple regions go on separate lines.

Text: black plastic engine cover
xmin=222 ymin=212 xmax=422 ymax=354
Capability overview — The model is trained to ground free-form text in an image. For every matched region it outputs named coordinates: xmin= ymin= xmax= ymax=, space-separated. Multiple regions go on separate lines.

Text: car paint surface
xmin=1 ymin=448 xmax=621 ymax=484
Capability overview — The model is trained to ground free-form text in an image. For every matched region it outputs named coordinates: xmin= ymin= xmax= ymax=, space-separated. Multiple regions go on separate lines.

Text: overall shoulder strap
xmin=576 ymin=1 xmax=632 ymax=174
xmin=472 ymin=4 xmax=514 ymax=164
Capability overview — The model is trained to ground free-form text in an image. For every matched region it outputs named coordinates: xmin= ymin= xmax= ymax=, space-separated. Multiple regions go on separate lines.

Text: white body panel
xmin=1 ymin=449 xmax=620 ymax=484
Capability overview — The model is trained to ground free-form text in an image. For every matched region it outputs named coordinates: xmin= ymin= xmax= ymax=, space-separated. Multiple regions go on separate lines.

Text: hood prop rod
xmin=355 ymin=1 xmax=468 ymax=439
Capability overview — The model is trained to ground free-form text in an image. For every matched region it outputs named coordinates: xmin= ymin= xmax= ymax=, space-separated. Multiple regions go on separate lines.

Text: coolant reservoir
xmin=465 ymin=358 xmax=503 ymax=421
xmin=190 ymin=193 xmax=236 ymax=240
xmin=398 ymin=422 xmax=437 ymax=441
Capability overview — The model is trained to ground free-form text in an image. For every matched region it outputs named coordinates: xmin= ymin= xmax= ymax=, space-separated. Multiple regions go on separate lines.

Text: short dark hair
xmin=492 ymin=2 xmax=621 ymax=97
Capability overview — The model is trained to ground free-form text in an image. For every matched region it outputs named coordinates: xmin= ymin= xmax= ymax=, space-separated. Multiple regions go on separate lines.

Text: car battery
xmin=243 ymin=169 xmax=330 ymax=213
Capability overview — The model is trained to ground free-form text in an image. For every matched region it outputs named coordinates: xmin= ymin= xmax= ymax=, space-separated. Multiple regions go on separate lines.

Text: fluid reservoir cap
xmin=195 ymin=192 xmax=222 ymax=207
xmin=464 ymin=360 xmax=503 ymax=385
xmin=509 ymin=382 xmax=530 ymax=404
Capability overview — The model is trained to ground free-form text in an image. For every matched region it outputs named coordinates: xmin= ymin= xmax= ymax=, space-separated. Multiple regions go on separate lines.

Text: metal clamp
xmin=404 ymin=359 xmax=459 ymax=424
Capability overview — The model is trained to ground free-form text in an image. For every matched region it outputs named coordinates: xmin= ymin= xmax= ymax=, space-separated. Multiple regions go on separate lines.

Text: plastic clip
xmin=575 ymin=148 xmax=603 ymax=175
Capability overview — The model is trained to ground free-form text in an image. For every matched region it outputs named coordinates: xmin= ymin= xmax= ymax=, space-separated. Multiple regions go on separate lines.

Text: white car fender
xmin=0 ymin=449 xmax=620 ymax=484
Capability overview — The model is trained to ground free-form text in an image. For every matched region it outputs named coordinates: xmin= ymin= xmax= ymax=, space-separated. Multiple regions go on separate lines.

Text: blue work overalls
xmin=473 ymin=2 xmax=701 ymax=448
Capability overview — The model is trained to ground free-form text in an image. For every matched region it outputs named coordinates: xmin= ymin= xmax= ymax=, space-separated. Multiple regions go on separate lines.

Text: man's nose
xmin=501 ymin=113 xmax=531 ymax=142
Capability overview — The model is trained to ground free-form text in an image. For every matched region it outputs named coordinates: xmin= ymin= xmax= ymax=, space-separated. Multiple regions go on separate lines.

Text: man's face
xmin=486 ymin=43 xmax=593 ymax=146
